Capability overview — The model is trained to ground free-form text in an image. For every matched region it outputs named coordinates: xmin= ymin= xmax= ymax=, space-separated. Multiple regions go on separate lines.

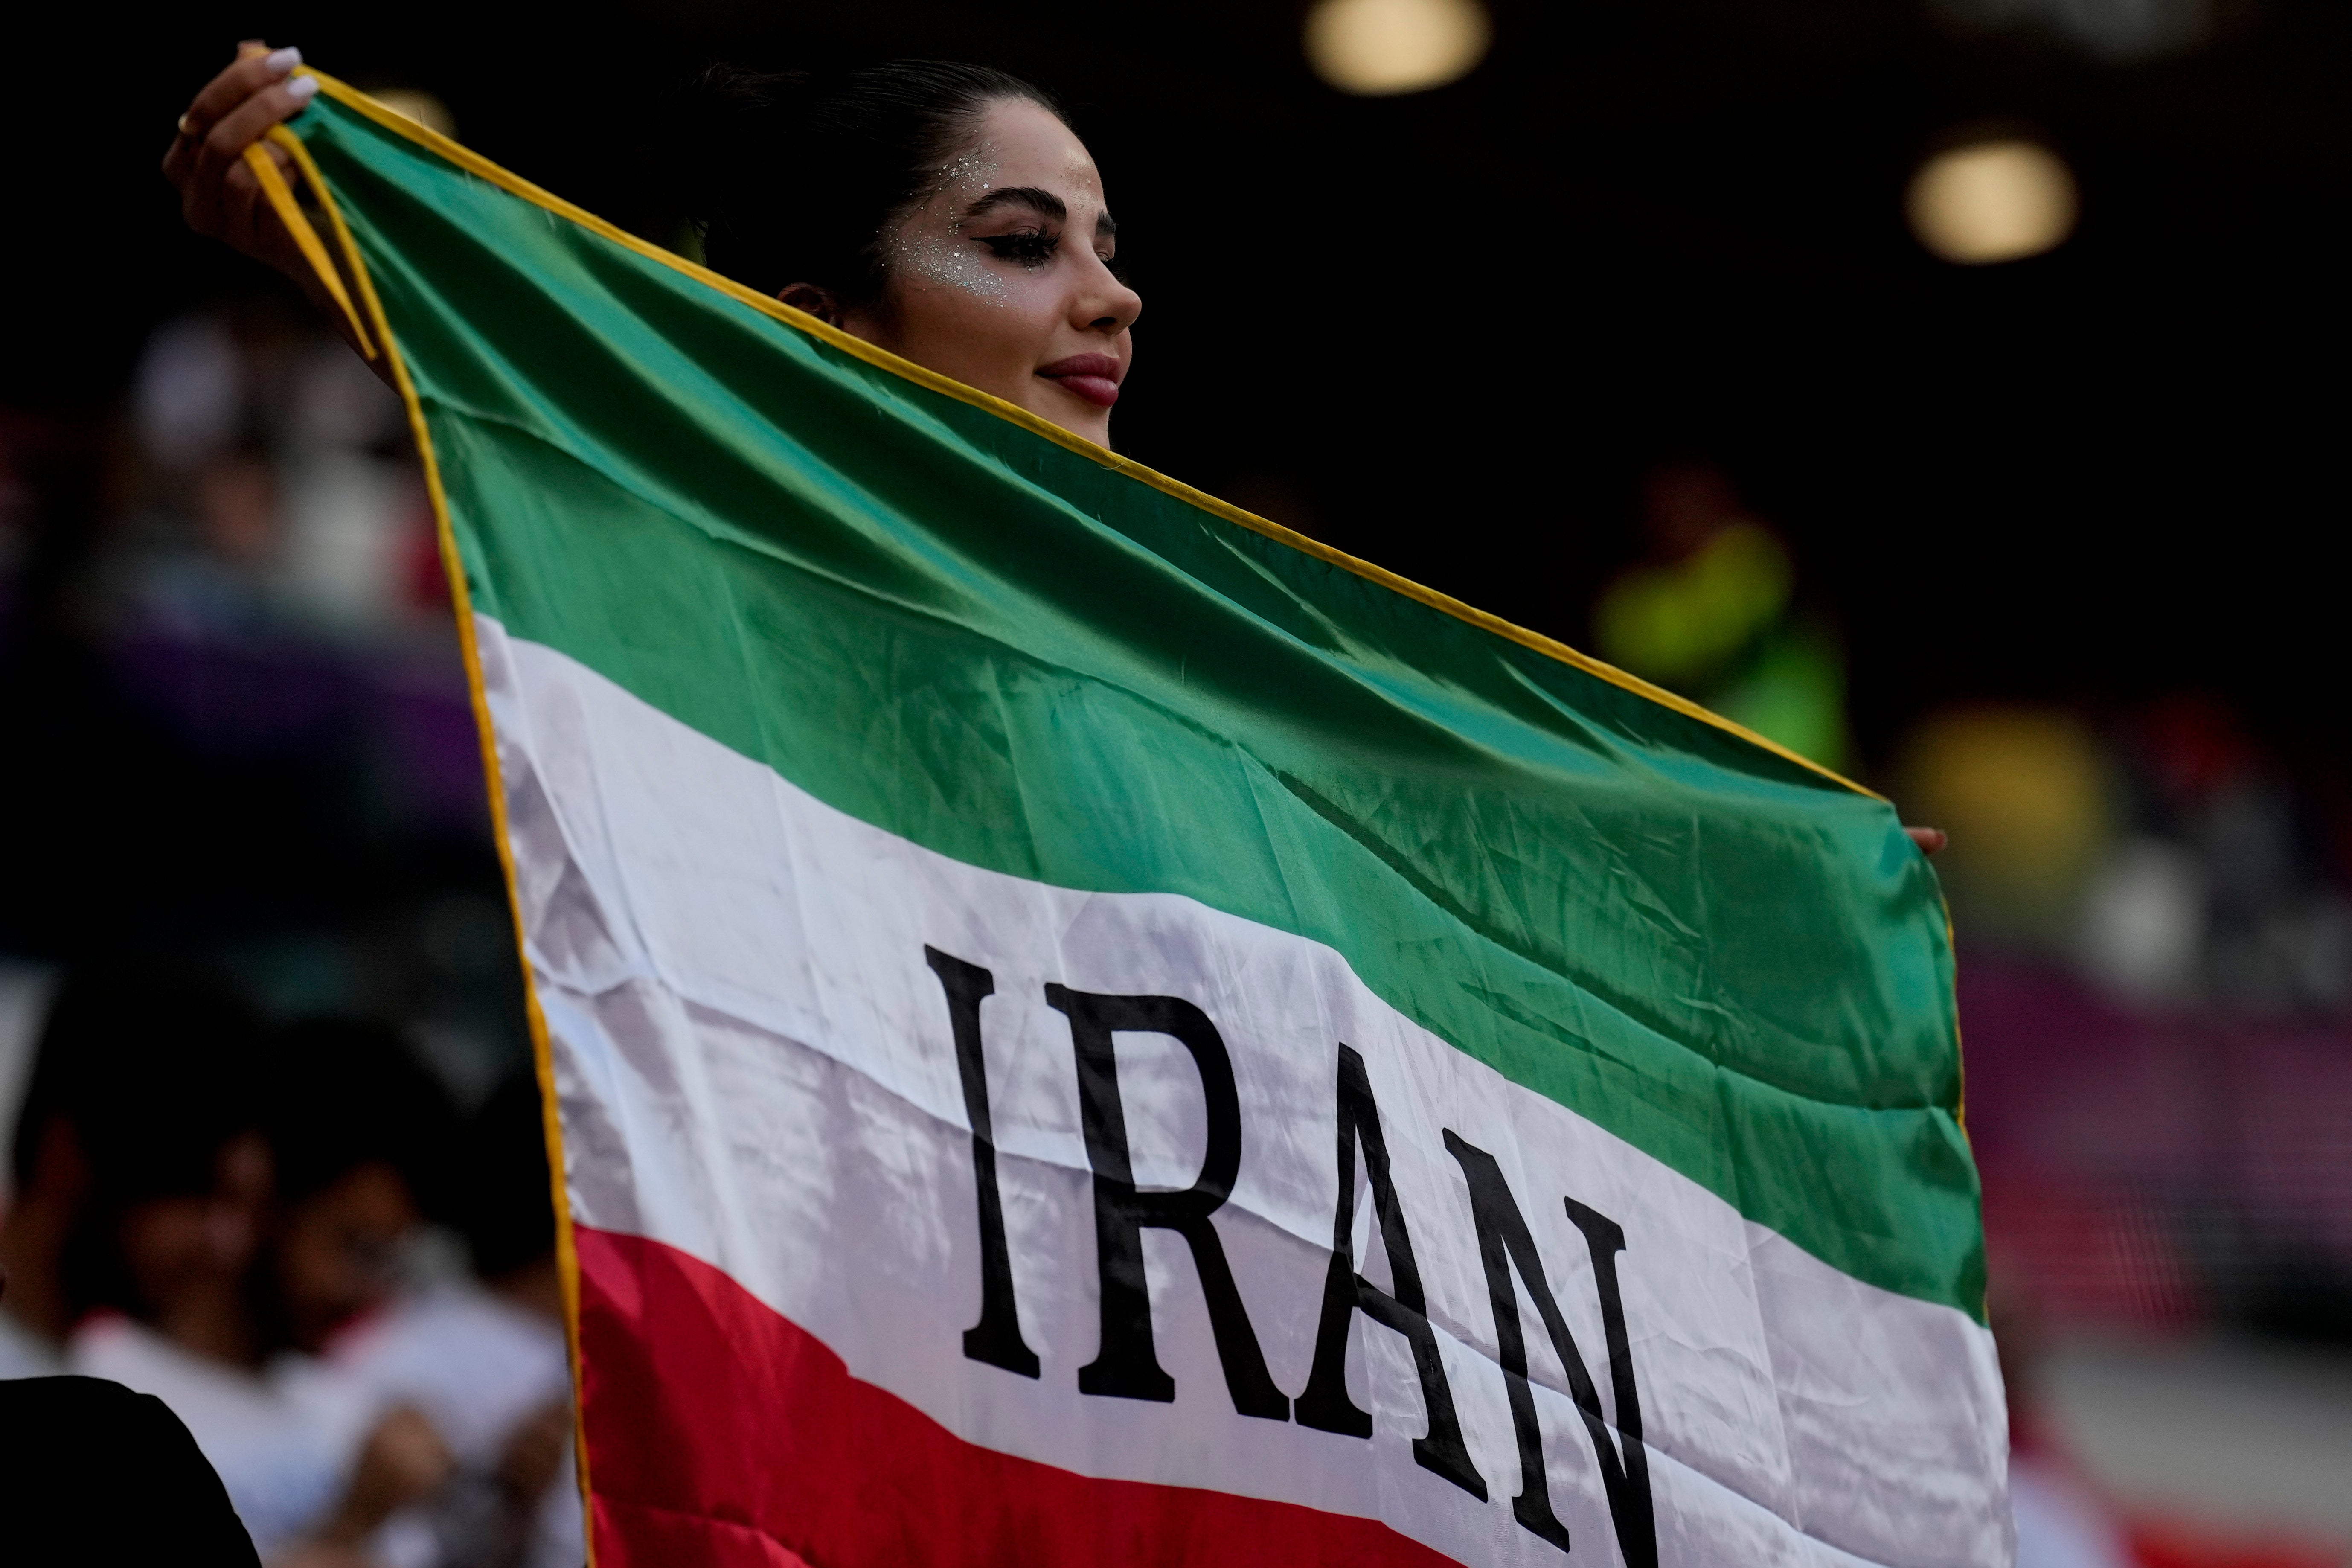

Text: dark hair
xmin=663 ymin=59 xmax=1063 ymax=305
xmin=27 ymin=961 xmax=264 ymax=1321
xmin=259 ymin=1016 xmax=457 ymax=1216
xmin=13 ymin=960 xmax=260 ymax=1199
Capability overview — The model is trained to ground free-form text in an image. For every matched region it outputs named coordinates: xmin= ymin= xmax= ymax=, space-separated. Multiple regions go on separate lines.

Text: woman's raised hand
xmin=162 ymin=41 xmax=319 ymax=280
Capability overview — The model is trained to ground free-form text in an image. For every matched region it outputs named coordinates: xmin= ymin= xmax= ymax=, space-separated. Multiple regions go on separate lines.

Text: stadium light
xmin=1907 ymin=138 xmax=2079 ymax=265
xmin=1305 ymin=0 xmax=1493 ymax=96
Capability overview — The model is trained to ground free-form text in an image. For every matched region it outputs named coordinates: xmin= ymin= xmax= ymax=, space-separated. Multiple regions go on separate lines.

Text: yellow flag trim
xmin=258 ymin=111 xmax=596 ymax=1557
xmin=276 ymin=67 xmax=1880 ymax=801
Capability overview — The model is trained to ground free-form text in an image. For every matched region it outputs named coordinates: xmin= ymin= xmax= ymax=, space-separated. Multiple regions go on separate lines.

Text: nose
xmin=1074 ymin=254 xmax=1142 ymax=337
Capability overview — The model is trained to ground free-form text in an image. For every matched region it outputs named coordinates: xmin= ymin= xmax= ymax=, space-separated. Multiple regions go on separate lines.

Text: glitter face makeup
xmin=817 ymin=99 xmax=1142 ymax=448
xmin=887 ymin=143 xmax=1011 ymax=305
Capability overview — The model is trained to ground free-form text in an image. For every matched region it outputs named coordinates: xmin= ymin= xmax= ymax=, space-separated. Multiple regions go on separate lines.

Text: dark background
xmin=9 ymin=0 xmax=2347 ymax=768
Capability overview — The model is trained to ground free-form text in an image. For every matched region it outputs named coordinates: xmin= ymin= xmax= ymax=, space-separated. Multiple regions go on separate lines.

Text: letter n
xmin=1443 ymin=1130 xmax=1657 ymax=1566
xmin=1295 ymin=1045 xmax=1485 ymax=1499
xmin=1046 ymin=985 xmax=1289 ymax=1420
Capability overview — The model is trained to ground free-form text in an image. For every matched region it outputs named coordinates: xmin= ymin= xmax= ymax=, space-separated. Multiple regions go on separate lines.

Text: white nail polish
xmin=266 ymin=46 xmax=302 ymax=75
xmin=285 ymin=74 xmax=320 ymax=104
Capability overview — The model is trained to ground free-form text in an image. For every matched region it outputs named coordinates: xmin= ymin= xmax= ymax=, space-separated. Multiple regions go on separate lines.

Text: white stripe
xmin=478 ymin=618 xmax=2009 ymax=1568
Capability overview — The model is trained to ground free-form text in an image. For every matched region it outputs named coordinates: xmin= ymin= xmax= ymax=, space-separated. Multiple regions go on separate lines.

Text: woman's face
xmin=808 ymin=99 xmax=1142 ymax=448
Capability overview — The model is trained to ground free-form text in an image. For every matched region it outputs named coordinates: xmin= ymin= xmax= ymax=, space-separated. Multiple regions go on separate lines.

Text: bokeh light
xmin=1907 ymin=138 xmax=2078 ymax=265
xmin=368 ymin=87 xmax=458 ymax=139
xmin=1304 ymin=0 xmax=1492 ymax=96
xmin=1898 ymin=704 xmax=2112 ymax=940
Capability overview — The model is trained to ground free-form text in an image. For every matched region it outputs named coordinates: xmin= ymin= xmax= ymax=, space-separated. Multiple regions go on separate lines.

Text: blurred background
xmin=2 ymin=2 xmax=2348 ymax=1564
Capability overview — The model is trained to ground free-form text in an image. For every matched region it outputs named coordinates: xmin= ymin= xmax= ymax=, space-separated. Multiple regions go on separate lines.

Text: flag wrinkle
xmin=1267 ymin=763 xmax=1904 ymax=1116
xmin=505 ymin=749 xmax=1950 ymax=1507
xmin=501 ymin=619 xmax=1977 ymax=1317
xmin=439 ymin=401 xmax=1947 ymax=1127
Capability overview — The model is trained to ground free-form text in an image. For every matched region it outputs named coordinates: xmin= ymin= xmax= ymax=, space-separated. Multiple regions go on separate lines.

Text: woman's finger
xmin=169 ymin=42 xmax=312 ymax=242
xmin=185 ymin=102 xmax=299 ymax=244
xmin=191 ymin=74 xmax=320 ymax=198
xmin=175 ymin=41 xmax=300 ymax=151
xmin=1904 ymin=826 xmax=1948 ymax=857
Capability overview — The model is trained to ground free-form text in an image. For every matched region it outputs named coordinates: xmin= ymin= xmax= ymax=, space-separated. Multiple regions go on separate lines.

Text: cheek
xmin=890 ymin=276 xmax=1065 ymax=387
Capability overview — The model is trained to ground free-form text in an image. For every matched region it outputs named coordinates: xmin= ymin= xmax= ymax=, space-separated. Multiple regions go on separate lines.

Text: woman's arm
xmin=163 ymin=41 xmax=378 ymax=367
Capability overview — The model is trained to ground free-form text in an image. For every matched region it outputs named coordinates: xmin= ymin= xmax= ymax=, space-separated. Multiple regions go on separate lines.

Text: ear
xmin=778 ymin=282 xmax=846 ymax=327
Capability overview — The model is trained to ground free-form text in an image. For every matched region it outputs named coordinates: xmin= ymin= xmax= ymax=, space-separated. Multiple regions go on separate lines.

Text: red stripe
xmin=574 ymin=1226 xmax=1464 ymax=1568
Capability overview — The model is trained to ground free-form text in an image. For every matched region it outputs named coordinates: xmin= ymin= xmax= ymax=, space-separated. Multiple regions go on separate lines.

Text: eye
xmin=978 ymin=227 xmax=1059 ymax=267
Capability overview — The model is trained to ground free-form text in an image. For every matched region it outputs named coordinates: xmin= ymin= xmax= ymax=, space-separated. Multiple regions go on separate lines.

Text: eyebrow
xmin=965 ymin=186 xmax=1118 ymax=237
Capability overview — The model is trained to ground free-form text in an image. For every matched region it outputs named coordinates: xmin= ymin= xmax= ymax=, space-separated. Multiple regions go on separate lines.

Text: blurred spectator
xmin=1593 ymin=461 xmax=1851 ymax=770
xmin=1 ymin=290 xmax=566 ymax=1561
xmin=257 ymin=1018 xmax=458 ymax=1359
xmin=0 ymin=962 xmax=262 ymax=1378
xmin=42 ymin=990 xmax=461 ymax=1564
xmin=2121 ymin=695 xmax=2352 ymax=1015
xmin=334 ymin=1070 xmax=579 ymax=1568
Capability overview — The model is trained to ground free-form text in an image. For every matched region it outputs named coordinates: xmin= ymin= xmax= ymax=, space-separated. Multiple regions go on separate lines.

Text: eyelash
xmin=977 ymin=227 xmax=1128 ymax=282
xmin=979 ymin=228 xmax=1059 ymax=267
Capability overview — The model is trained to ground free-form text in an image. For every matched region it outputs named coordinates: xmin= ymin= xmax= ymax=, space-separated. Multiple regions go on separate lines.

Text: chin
xmin=1036 ymin=396 xmax=1113 ymax=447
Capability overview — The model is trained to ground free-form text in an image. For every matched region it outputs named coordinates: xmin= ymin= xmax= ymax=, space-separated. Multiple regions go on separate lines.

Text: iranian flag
xmin=269 ymin=75 xmax=2006 ymax=1568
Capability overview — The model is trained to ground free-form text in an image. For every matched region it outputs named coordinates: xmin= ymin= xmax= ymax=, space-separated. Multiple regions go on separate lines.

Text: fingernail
xmin=265 ymin=46 xmax=302 ymax=76
xmin=285 ymin=75 xmax=320 ymax=105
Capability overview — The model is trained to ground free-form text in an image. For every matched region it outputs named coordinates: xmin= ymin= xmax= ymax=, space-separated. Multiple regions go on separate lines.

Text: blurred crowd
xmin=116 ymin=296 xmax=442 ymax=650
xmin=0 ymin=962 xmax=578 ymax=1568
xmin=1594 ymin=463 xmax=2352 ymax=1565
xmin=3 ymin=282 xmax=2347 ymax=1564
xmin=0 ymin=297 xmax=573 ymax=1565
xmin=1598 ymin=465 xmax=2352 ymax=1333
xmin=1596 ymin=463 xmax=2352 ymax=1020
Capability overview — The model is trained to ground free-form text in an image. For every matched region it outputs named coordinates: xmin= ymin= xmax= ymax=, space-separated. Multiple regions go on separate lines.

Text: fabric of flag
xmin=275 ymin=74 xmax=2007 ymax=1568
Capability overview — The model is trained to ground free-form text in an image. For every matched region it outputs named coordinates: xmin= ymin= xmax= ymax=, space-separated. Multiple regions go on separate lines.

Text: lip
xmin=1036 ymin=352 xmax=1124 ymax=409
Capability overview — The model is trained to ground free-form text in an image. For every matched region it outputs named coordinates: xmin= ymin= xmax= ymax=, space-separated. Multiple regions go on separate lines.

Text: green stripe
xmin=299 ymin=96 xmax=1982 ymax=1318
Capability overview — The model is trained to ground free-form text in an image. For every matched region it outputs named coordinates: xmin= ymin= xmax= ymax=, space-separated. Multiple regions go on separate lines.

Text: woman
xmin=168 ymin=46 xmax=1945 ymax=855
xmin=167 ymin=45 xmax=1140 ymax=449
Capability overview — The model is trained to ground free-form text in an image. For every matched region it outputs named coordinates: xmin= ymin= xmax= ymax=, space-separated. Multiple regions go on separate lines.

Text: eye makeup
xmin=977 ymin=228 xmax=1060 ymax=268
xmin=888 ymin=141 xmax=1012 ymax=304
xmin=892 ymin=225 xmax=1012 ymax=303
xmin=885 ymin=140 xmax=1125 ymax=304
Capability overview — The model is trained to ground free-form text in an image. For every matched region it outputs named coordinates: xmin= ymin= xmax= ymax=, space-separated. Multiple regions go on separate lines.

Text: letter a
xmin=1296 ymin=1046 xmax=1484 ymax=1499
